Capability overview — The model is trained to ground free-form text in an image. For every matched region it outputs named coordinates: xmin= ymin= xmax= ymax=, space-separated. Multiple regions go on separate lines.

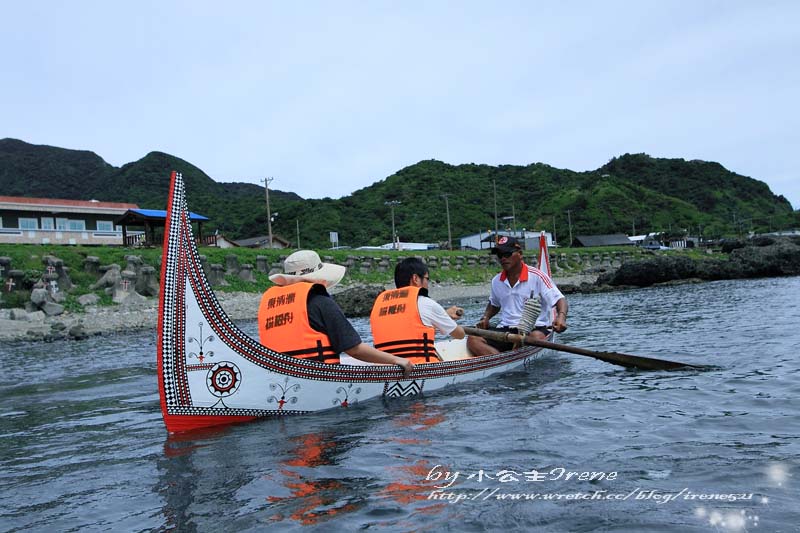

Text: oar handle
xmin=463 ymin=326 xmax=525 ymax=345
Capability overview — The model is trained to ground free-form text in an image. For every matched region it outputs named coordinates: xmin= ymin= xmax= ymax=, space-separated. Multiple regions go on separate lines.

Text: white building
xmin=356 ymin=241 xmax=437 ymax=251
xmin=0 ymin=195 xmax=140 ymax=246
xmin=459 ymin=230 xmax=554 ymax=250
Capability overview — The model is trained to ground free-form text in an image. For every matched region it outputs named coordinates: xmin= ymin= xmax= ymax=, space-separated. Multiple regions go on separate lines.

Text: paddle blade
xmin=525 ymin=337 xmax=705 ymax=371
xmin=463 ymin=327 xmax=706 ymax=371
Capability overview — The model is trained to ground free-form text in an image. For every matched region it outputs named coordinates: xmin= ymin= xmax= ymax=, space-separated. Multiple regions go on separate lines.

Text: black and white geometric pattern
xmin=206 ymin=361 xmax=242 ymax=397
xmin=383 ymin=380 xmax=425 ymax=397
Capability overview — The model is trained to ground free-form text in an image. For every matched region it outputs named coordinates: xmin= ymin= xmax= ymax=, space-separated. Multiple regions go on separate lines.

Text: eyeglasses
xmin=422 ymin=275 xmax=430 ymax=282
xmin=496 ymin=250 xmax=516 ymax=259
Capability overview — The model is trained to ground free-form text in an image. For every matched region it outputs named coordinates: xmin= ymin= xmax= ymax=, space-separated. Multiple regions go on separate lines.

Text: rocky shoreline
xmin=2 ymin=236 xmax=797 ymax=343
xmin=0 ymin=273 xmax=598 ymax=343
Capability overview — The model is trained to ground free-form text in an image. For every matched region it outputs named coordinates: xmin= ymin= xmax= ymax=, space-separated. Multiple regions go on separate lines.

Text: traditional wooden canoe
xmin=157 ymin=171 xmax=552 ymax=433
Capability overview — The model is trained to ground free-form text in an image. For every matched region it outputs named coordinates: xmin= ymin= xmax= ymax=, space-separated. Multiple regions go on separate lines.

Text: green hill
xmin=0 ymin=139 xmax=301 ymax=238
xmin=0 ymin=138 xmax=113 ymax=198
xmin=599 ymin=153 xmax=794 ymax=237
xmin=1 ymin=138 xmax=795 ymax=247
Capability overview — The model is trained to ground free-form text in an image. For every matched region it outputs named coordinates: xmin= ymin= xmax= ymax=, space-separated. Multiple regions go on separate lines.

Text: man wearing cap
xmin=258 ymin=250 xmax=413 ymax=377
xmin=467 ymin=236 xmax=569 ymax=356
xmin=369 ymin=257 xmax=466 ymax=364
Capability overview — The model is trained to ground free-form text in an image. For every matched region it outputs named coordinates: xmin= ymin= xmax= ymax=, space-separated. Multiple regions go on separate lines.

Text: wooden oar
xmin=463 ymin=326 xmax=705 ymax=371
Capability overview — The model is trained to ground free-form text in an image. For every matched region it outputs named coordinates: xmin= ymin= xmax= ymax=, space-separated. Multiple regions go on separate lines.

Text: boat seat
xmin=434 ymin=338 xmax=472 ymax=361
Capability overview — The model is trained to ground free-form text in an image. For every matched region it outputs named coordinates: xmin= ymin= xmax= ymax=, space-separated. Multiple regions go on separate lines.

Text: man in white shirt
xmin=397 ymin=258 xmax=465 ymax=338
xmin=467 ymin=236 xmax=569 ymax=356
xmin=370 ymin=258 xmax=465 ymax=363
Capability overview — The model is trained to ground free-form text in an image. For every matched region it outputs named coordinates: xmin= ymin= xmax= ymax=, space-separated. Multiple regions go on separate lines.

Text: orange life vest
xmin=370 ymin=286 xmax=437 ymax=364
xmin=258 ymin=283 xmax=339 ymax=364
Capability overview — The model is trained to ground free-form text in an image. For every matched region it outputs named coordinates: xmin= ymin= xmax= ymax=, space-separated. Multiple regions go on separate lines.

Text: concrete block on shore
xmin=225 ymin=254 xmax=240 ymax=275
xmin=91 ymin=264 xmax=121 ymax=290
xmin=209 ymin=264 xmax=229 ymax=286
xmin=41 ymin=301 xmax=65 ymax=317
xmin=69 ymin=323 xmax=89 ymax=340
xmin=9 ymin=308 xmax=29 ymax=321
xmin=83 ymin=256 xmax=101 ymax=276
xmin=6 ymin=269 xmax=25 ymax=292
xmin=119 ymin=291 xmax=148 ymax=309
xmin=113 ymin=270 xmax=139 ymax=303
xmin=43 ymin=256 xmax=75 ymax=291
xmin=136 ymin=266 xmax=160 ymax=297
xmin=30 ymin=288 xmax=49 ymax=307
xmin=78 ymin=293 xmax=100 ymax=306
xmin=125 ymin=255 xmax=146 ymax=276
xmin=0 ymin=257 xmax=13 ymax=276
xmin=8 ymin=308 xmax=46 ymax=321
xmin=238 ymin=264 xmax=256 ymax=282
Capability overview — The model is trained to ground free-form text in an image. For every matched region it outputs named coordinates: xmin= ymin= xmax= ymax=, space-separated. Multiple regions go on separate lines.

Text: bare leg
xmin=526 ymin=329 xmax=548 ymax=341
xmin=467 ymin=335 xmax=499 ymax=356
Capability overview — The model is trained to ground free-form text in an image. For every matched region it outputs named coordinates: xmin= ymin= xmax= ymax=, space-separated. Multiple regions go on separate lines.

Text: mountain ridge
xmin=1 ymin=138 xmax=795 ymax=247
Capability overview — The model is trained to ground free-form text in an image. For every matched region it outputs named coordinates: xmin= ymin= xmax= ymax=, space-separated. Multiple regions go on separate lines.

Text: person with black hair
xmin=369 ymin=257 xmax=465 ymax=364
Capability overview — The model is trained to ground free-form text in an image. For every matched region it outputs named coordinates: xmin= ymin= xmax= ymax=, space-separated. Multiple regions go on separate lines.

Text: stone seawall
xmin=0 ymin=273 xmax=599 ymax=343
xmin=3 ymin=237 xmax=797 ymax=343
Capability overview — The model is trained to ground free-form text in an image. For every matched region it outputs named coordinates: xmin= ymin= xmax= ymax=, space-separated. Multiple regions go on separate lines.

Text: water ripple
xmin=1 ymin=277 xmax=799 ymax=531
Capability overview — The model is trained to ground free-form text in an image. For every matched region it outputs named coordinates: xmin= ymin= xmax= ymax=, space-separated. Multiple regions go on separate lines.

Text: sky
xmin=2 ymin=1 xmax=798 ymax=208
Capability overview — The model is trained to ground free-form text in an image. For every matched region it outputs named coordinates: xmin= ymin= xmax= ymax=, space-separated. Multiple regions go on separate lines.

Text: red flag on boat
xmin=537 ymin=231 xmax=551 ymax=277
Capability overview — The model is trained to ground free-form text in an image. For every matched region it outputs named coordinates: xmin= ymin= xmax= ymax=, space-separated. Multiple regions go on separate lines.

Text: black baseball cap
xmin=491 ymin=236 xmax=522 ymax=255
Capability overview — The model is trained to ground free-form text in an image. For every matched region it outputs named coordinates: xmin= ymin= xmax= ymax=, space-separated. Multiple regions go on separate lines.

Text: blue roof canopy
xmin=130 ymin=208 xmax=209 ymax=221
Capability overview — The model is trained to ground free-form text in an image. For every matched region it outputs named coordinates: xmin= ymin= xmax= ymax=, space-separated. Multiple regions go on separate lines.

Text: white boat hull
xmin=157 ymin=172 xmax=548 ymax=432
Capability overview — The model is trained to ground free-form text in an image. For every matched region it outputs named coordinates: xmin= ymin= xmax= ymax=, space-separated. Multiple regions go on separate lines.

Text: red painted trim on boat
xmin=163 ymin=413 xmax=259 ymax=434
xmin=157 ymin=171 xmax=177 ymax=431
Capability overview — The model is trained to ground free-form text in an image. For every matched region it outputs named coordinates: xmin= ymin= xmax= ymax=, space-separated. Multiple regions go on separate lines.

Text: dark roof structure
xmin=114 ymin=209 xmax=210 ymax=247
xmin=574 ymin=234 xmax=634 ymax=247
xmin=235 ymin=235 xmax=290 ymax=248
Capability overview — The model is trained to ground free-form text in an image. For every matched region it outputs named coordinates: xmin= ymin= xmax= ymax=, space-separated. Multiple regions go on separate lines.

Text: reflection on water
xmin=378 ymin=403 xmax=450 ymax=512
xmin=156 ymin=402 xmax=455 ymax=528
xmin=265 ymin=431 xmax=361 ymax=526
xmin=2 ymin=276 xmax=800 ymax=530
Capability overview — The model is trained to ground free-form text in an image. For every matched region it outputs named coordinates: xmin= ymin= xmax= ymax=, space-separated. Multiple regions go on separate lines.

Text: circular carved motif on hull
xmin=206 ymin=362 xmax=242 ymax=397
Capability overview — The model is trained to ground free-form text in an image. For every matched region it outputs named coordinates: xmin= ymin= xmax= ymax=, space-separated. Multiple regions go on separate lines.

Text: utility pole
xmin=552 ymin=216 xmax=557 ymax=246
xmin=296 ymin=219 xmax=300 ymax=249
xmin=442 ymin=194 xmax=453 ymax=250
xmin=632 ymin=217 xmax=636 ymax=236
xmin=566 ymin=209 xmax=573 ymax=246
xmin=262 ymin=177 xmax=274 ymax=248
xmin=385 ymin=200 xmax=401 ymax=249
xmin=512 ymin=204 xmax=517 ymax=237
xmin=492 ymin=179 xmax=498 ymax=237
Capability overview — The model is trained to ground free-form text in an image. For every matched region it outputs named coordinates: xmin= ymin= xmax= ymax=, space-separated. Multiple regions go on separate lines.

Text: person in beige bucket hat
xmin=268 ymin=249 xmax=346 ymax=288
xmin=258 ymin=250 xmax=413 ymax=377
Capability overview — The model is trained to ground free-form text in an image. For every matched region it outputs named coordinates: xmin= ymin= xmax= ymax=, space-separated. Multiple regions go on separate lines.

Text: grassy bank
xmin=0 ymin=243 xmax=722 ymax=310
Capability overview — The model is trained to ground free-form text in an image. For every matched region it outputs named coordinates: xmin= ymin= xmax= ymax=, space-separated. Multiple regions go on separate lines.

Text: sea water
xmin=1 ymin=276 xmax=798 ymax=531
